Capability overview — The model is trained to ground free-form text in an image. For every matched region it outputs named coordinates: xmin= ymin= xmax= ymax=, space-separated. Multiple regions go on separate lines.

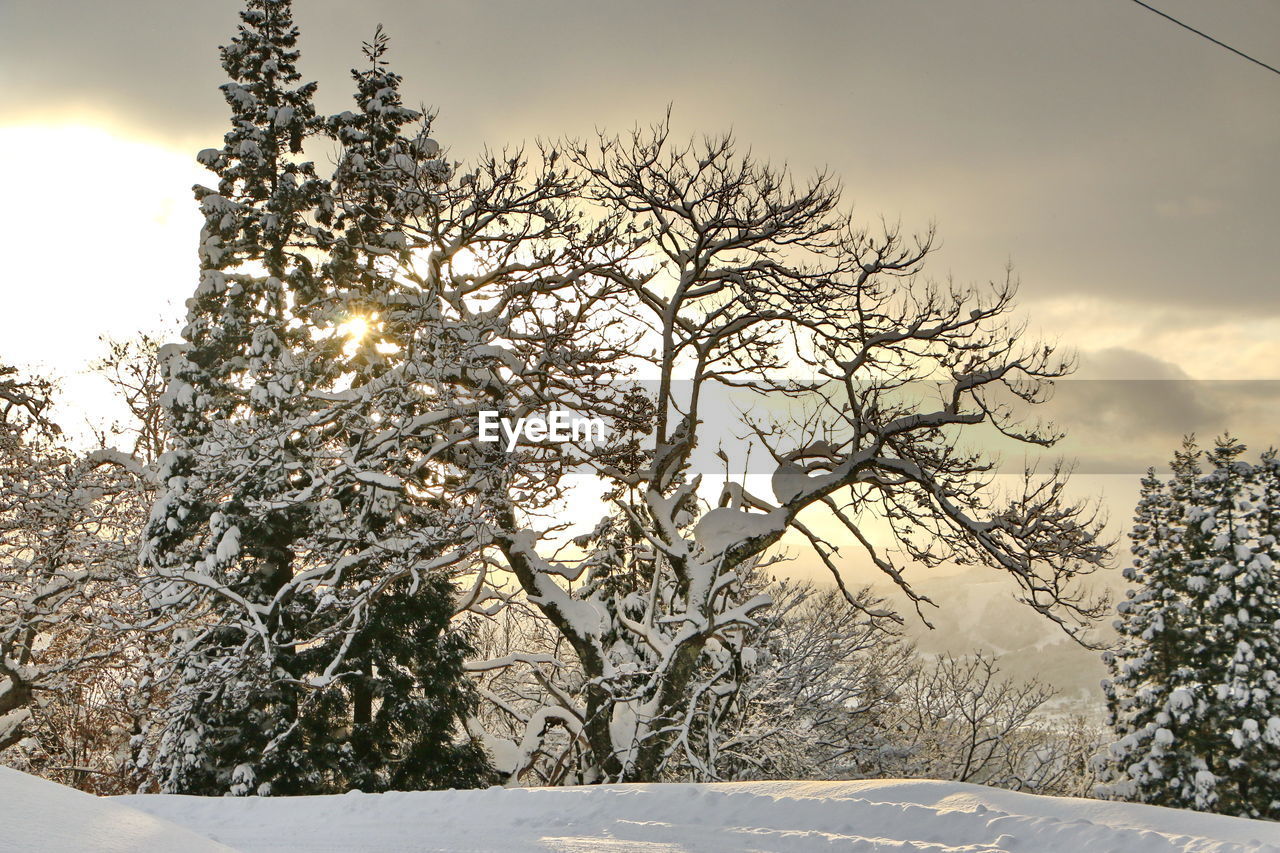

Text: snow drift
xmin=0 ymin=766 xmax=233 ymax=853
xmin=4 ymin=767 xmax=1280 ymax=852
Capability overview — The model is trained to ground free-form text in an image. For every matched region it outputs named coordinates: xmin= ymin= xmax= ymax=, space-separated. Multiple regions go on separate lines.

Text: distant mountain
xmin=871 ymin=570 xmax=1112 ymax=716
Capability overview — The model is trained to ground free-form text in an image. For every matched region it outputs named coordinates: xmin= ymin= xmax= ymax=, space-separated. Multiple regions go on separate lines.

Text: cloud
xmin=1075 ymin=347 xmax=1192 ymax=380
xmin=4 ymin=0 xmax=1280 ymax=327
xmin=1039 ymin=348 xmax=1280 ymax=473
xmin=1155 ymin=195 xmax=1223 ymax=219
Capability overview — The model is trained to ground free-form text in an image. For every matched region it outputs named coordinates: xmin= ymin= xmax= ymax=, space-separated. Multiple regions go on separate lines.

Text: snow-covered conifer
xmin=282 ymin=28 xmax=493 ymax=793
xmin=1100 ymin=443 xmax=1212 ymax=809
xmin=1101 ymin=436 xmax=1280 ymax=818
xmin=143 ymin=7 xmax=496 ymax=794
xmin=1197 ymin=438 xmax=1280 ymax=817
xmin=142 ymin=0 xmax=332 ymax=795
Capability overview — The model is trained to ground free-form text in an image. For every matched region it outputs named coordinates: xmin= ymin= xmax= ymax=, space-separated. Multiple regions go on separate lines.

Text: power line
xmin=1127 ymin=0 xmax=1280 ymax=78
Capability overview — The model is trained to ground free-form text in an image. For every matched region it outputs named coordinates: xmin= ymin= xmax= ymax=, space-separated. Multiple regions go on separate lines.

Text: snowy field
xmin=5 ymin=767 xmax=1280 ymax=853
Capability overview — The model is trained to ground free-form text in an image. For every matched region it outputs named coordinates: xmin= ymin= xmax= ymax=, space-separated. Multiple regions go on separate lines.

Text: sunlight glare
xmin=338 ymin=314 xmax=371 ymax=343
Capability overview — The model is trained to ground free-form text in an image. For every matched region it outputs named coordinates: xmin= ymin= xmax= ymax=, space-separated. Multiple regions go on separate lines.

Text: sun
xmin=338 ymin=314 xmax=371 ymax=342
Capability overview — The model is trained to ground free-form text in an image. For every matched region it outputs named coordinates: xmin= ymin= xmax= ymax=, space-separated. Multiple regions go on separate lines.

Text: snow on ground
xmin=119 ymin=779 xmax=1280 ymax=853
xmin=0 ymin=766 xmax=234 ymax=853
xmin=118 ymin=779 xmax=1280 ymax=852
xmin=5 ymin=767 xmax=1280 ymax=852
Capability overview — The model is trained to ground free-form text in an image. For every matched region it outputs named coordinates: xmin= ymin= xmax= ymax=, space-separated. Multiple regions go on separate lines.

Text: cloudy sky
xmin=3 ymin=0 xmax=1276 ymax=698
xmin=3 ymin=0 xmax=1277 ymax=390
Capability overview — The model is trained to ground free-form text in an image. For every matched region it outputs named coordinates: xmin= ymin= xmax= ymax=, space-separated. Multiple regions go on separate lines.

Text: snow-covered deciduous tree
xmin=705 ymin=583 xmax=1098 ymax=795
xmin=875 ymin=651 xmax=1068 ymax=791
xmin=0 ymin=365 xmax=152 ymax=793
xmin=460 ymin=122 xmax=1111 ymax=785
xmin=1101 ymin=436 xmax=1280 ymax=818
xmin=0 ymin=366 xmax=62 ymax=754
xmin=702 ymin=582 xmax=911 ymax=782
xmin=91 ymin=336 xmax=169 ymax=465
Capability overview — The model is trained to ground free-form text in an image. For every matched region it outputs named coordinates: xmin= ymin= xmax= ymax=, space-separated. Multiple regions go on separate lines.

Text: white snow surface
xmin=693 ymin=507 xmax=784 ymax=554
xmin=0 ymin=766 xmax=235 ymax=853
xmin=4 ymin=767 xmax=1280 ymax=852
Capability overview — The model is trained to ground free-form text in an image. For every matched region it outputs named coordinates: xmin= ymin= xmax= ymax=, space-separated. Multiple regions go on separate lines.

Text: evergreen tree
xmin=142 ymin=6 xmax=492 ymax=794
xmin=142 ymin=0 xmax=326 ymax=795
xmin=1100 ymin=444 xmax=1211 ymax=808
xmin=1250 ymin=449 xmax=1280 ymax=813
xmin=1197 ymin=438 xmax=1280 ymax=817
xmin=1101 ymin=436 xmax=1280 ymax=818
xmin=295 ymin=573 xmax=492 ymax=793
xmin=274 ymin=28 xmax=492 ymax=792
